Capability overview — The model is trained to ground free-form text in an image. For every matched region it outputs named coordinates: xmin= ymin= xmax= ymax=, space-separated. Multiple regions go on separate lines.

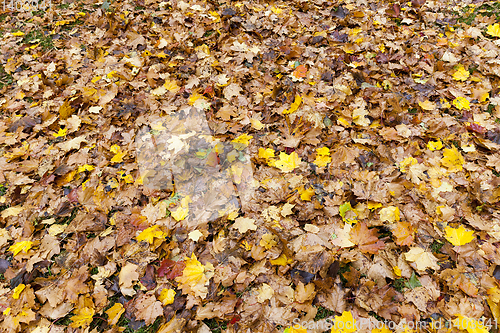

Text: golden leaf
xmin=274 ymin=152 xmax=301 ymax=173
xmin=444 ymin=225 xmax=474 ymax=246
xmin=105 ymin=303 xmax=124 ymax=326
xmin=159 ymin=289 xmax=176 ymax=305
xmin=441 ymin=147 xmax=464 ymax=172
xmin=452 ymin=64 xmax=470 ymax=81
xmin=70 ymin=307 xmax=95 ymax=328
xmin=137 ymin=225 xmax=167 ymax=244
xmin=9 ymin=241 xmax=33 ymax=255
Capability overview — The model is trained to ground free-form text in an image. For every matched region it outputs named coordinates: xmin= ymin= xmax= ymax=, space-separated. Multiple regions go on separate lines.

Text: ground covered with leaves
xmin=1 ymin=0 xmax=500 ymax=332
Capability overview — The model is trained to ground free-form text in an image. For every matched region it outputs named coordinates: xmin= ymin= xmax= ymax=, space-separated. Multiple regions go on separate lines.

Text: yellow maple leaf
xmin=256 ymin=283 xmax=274 ymax=303
xmin=274 ymin=152 xmax=301 ymax=173
xmin=441 ymin=147 xmax=464 ymax=172
xmin=452 ymin=64 xmax=470 ymax=81
xmin=445 ymin=225 xmax=474 ymax=246
xmin=260 ymin=233 xmax=278 ymax=250
xmin=9 ymin=241 xmax=33 ymax=255
xmin=159 ymin=288 xmax=176 ymax=305
xmin=77 ymin=164 xmax=95 ymax=173
xmin=52 ymin=128 xmax=67 ymax=137
xmin=70 ymin=307 xmax=95 ymax=328
xmin=176 ymin=254 xmax=205 ymax=287
xmin=393 ymin=266 xmax=402 ymax=277
xmin=452 ymin=96 xmax=470 ymax=110
xmin=12 ymin=31 xmax=25 ymax=37
xmin=164 ymin=80 xmax=180 ymax=93
xmin=232 ymin=133 xmax=253 ymax=145
xmin=379 ymin=206 xmax=400 ymax=223
xmin=427 ymin=140 xmax=443 ymax=151
xmin=487 ymin=23 xmax=500 ymax=38
xmin=314 ymin=154 xmax=332 ymax=167
xmin=232 ymin=217 xmax=257 ymax=233
xmin=404 ymin=247 xmax=439 ymax=271
xmin=300 ymin=187 xmax=315 ymax=201
xmin=270 ymin=253 xmax=293 ymax=266
xmin=258 ymin=148 xmax=275 ymax=159
xmin=331 ymin=311 xmax=357 ymax=333
xmin=105 ymin=303 xmax=124 ymax=326
xmin=188 ymin=92 xmax=203 ymax=105
xmin=399 ymin=156 xmax=418 ymax=173
xmin=418 ymin=100 xmax=436 ymax=111
xmin=137 ymin=225 xmax=167 ymax=244
xmin=110 ymin=145 xmax=126 ymax=163
xmin=250 ymin=118 xmax=264 ymax=130
xmin=283 ymin=95 xmax=302 ymax=114
xmin=12 ymin=284 xmax=25 ymax=299
xmin=171 ymin=206 xmax=189 ymax=221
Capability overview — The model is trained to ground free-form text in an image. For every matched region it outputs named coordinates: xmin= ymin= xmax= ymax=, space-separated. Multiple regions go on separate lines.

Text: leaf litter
xmin=1 ymin=0 xmax=500 ymax=333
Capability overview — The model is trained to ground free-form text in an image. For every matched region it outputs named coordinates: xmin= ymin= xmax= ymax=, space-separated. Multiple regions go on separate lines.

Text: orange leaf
xmin=292 ymin=65 xmax=307 ymax=79
xmin=392 ymin=221 xmax=414 ymax=246
xmin=349 ymin=222 xmax=385 ymax=254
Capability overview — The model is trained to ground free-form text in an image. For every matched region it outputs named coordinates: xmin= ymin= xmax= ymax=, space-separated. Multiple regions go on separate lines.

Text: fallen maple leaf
xmin=105 ymin=303 xmax=124 ymax=326
xmin=427 ymin=140 xmax=443 ymax=151
xmin=273 ymin=152 xmax=301 ymax=172
xmin=292 ymin=65 xmax=307 ymax=80
xmin=313 ymin=147 xmax=332 ymax=167
xmin=404 ymin=247 xmax=439 ymax=271
xmin=379 ymin=206 xmax=400 ymax=223
xmin=256 ymin=283 xmax=274 ymax=303
xmin=444 ymin=225 xmax=475 ymax=246
xmin=136 ymin=225 xmax=167 ymax=244
xmin=159 ymin=288 xmax=176 ymax=305
xmin=452 ymin=96 xmax=470 ymax=110
xmin=393 ymin=221 xmax=415 ymax=246
xmin=260 ymin=233 xmax=278 ymax=249
xmin=9 ymin=241 xmax=33 ymax=255
xmin=232 ymin=217 xmax=257 ymax=233
xmin=171 ymin=206 xmax=189 ymax=221
xmin=134 ymin=294 xmax=163 ymax=325
xmin=441 ymin=147 xmax=464 ymax=172
xmin=331 ymin=311 xmax=357 ymax=333
xmin=418 ymin=100 xmax=436 ymax=111
xmin=119 ymin=263 xmax=139 ymax=297
xmin=188 ymin=230 xmax=203 ymax=242
xmin=110 ymin=144 xmax=126 ymax=163
xmin=487 ymin=23 xmax=500 ymax=38
xmin=349 ymin=222 xmax=385 ymax=254
xmin=70 ymin=307 xmax=95 ymax=328
xmin=452 ymin=64 xmax=470 ymax=81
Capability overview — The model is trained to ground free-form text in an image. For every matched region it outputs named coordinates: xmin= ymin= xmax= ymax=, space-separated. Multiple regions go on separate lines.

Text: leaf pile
xmin=1 ymin=0 xmax=500 ymax=332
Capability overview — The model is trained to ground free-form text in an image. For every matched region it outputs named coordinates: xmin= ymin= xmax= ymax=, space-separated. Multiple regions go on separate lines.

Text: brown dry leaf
xmin=349 ymin=222 xmax=385 ymax=254
xmin=119 ymin=263 xmax=139 ymax=297
xmin=134 ymin=294 xmax=164 ymax=325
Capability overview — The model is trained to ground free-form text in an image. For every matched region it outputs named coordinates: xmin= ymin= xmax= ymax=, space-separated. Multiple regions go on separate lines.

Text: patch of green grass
xmin=0 ymin=65 xmax=13 ymax=90
xmin=58 ymin=3 xmax=71 ymax=9
xmin=32 ymin=10 xmax=45 ymax=17
xmin=22 ymin=29 xmax=54 ymax=51
xmin=393 ymin=278 xmax=405 ymax=292
xmin=203 ymin=318 xmax=228 ymax=333
xmin=314 ymin=306 xmax=334 ymax=321
xmin=54 ymin=313 xmax=73 ymax=326
xmin=0 ymin=184 xmax=7 ymax=196
xmin=430 ymin=240 xmax=444 ymax=253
